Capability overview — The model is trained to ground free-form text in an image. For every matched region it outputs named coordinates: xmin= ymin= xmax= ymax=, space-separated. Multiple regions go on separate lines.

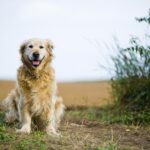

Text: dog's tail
xmin=0 ymin=89 xmax=18 ymax=123
xmin=55 ymin=96 xmax=65 ymax=126
xmin=0 ymin=89 xmax=17 ymax=111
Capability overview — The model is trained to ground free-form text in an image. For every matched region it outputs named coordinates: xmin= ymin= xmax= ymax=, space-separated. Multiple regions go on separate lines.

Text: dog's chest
xmin=30 ymin=84 xmax=51 ymax=100
xmin=19 ymin=75 xmax=54 ymax=100
xmin=30 ymin=88 xmax=51 ymax=116
xmin=18 ymin=66 xmax=54 ymax=93
xmin=20 ymin=78 xmax=53 ymax=116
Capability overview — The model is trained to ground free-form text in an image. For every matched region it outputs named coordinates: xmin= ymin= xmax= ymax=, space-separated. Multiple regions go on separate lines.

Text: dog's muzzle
xmin=29 ymin=52 xmax=44 ymax=68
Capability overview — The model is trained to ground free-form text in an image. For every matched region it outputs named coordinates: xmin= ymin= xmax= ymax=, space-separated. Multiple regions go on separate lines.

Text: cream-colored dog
xmin=2 ymin=38 xmax=65 ymax=136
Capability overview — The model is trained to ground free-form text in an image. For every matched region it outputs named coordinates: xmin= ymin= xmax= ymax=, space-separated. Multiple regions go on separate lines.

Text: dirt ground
xmin=59 ymin=120 xmax=150 ymax=150
xmin=0 ymin=80 xmax=112 ymax=106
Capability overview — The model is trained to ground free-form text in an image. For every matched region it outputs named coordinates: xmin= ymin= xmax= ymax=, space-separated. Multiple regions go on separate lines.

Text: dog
xmin=1 ymin=38 xmax=65 ymax=136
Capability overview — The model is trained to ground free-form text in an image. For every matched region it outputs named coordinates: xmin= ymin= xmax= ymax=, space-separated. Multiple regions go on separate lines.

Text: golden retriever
xmin=2 ymin=38 xmax=65 ymax=136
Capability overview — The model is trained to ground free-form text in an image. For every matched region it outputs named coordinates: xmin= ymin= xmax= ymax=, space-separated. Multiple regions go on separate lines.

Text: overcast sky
xmin=0 ymin=0 xmax=150 ymax=82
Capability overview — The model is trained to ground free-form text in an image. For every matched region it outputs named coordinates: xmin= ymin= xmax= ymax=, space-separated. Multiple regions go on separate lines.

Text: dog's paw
xmin=47 ymin=130 xmax=61 ymax=137
xmin=46 ymin=126 xmax=61 ymax=137
xmin=16 ymin=125 xmax=31 ymax=134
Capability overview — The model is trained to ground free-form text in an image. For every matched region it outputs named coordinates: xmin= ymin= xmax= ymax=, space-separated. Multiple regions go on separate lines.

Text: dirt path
xmin=56 ymin=121 xmax=150 ymax=150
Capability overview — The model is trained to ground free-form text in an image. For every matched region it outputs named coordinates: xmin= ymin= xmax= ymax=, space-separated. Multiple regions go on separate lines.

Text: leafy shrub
xmin=111 ymin=9 xmax=150 ymax=111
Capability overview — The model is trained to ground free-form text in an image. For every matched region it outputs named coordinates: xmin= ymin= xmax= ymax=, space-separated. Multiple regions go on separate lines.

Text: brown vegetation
xmin=0 ymin=80 xmax=112 ymax=107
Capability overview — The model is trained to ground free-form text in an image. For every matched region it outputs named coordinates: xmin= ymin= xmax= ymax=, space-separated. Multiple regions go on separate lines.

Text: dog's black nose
xmin=33 ymin=52 xmax=39 ymax=59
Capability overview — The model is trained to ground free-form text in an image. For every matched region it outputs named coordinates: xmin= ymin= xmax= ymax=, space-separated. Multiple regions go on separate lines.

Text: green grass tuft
xmin=15 ymin=137 xmax=47 ymax=150
xmin=95 ymin=143 xmax=118 ymax=150
xmin=0 ymin=126 xmax=16 ymax=142
xmin=65 ymin=106 xmax=150 ymax=125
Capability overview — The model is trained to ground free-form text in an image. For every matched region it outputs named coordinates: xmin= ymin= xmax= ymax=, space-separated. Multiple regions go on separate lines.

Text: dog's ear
xmin=45 ymin=39 xmax=54 ymax=51
xmin=19 ymin=41 xmax=27 ymax=54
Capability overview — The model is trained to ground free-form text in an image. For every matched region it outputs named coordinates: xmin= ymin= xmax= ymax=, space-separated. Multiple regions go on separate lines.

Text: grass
xmin=15 ymin=132 xmax=47 ymax=150
xmin=0 ymin=108 xmax=149 ymax=150
xmin=66 ymin=105 xmax=150 ymax=125
xmin=0 ymin=126 xmax=16 ymax=142
xmin=95 ymin=129 xmax=120 ymax=150
xmin=95 ymin=144 xmax=118 ymax=150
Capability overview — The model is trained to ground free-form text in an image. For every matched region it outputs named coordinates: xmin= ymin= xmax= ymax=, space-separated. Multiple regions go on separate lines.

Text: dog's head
xmin=20 ymin=38 xmax=54 ymax=69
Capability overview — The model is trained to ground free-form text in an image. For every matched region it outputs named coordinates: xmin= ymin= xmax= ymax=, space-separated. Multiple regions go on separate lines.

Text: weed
xmin=15 ymin=134 xmax=47 ymax=150
xmin=65 ymin=106 xmax=150 ymax=125
xmin=0 ymin=126 xmax=16 ymax=142
xmin=111 ymin=9 xmax=150 ymax=112
xmin=95 ymin=129 xmax=120 ymax=150
xmin=95 ymin=143 xmax=118 ymax=150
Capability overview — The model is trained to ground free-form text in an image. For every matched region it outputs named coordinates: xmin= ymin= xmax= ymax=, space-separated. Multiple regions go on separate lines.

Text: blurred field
xmin=0 ymin=80 xmax=112 ymax=107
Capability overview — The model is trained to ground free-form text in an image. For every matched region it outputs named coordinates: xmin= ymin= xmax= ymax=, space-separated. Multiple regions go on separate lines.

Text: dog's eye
xmin=29 ymin=45 xmax=33 ymax=48
xmin=39 ymin=45 xmax=44 ymax=49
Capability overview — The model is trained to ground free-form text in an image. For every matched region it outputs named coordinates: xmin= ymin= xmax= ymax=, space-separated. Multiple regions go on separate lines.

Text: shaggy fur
xmin=2 ymin=39 xmax=65 ymax=135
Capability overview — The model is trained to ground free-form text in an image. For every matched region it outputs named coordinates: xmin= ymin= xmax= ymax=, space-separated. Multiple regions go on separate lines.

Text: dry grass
xmin=0 ymin=80 xmax=112 ymax=107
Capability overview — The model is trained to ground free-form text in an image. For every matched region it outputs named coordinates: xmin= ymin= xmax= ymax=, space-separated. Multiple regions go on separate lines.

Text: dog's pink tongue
xmin=32 ymin=61 xmax=40 ymax=65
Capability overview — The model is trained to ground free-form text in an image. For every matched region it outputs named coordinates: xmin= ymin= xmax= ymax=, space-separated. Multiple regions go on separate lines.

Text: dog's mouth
xmin=32 ymin=60 xmax=41 ymax=67
xmin=28 ymin=57 xmax=45 ymax=68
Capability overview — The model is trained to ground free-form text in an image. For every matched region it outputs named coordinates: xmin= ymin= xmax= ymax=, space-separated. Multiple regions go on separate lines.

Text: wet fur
xmin=2 ymin=39 xmax=65 ymax=135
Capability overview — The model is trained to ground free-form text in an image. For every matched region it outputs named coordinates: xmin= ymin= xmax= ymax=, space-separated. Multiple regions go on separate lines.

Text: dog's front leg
xmin=46 ymin=103 xmax=59 ymax=136
xmin=16 ymin=106 xmax=31 ymax=134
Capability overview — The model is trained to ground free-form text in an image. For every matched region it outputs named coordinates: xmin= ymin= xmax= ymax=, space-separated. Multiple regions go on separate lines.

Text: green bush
xmin=111 ymin=9 xmax=150 ymax=111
